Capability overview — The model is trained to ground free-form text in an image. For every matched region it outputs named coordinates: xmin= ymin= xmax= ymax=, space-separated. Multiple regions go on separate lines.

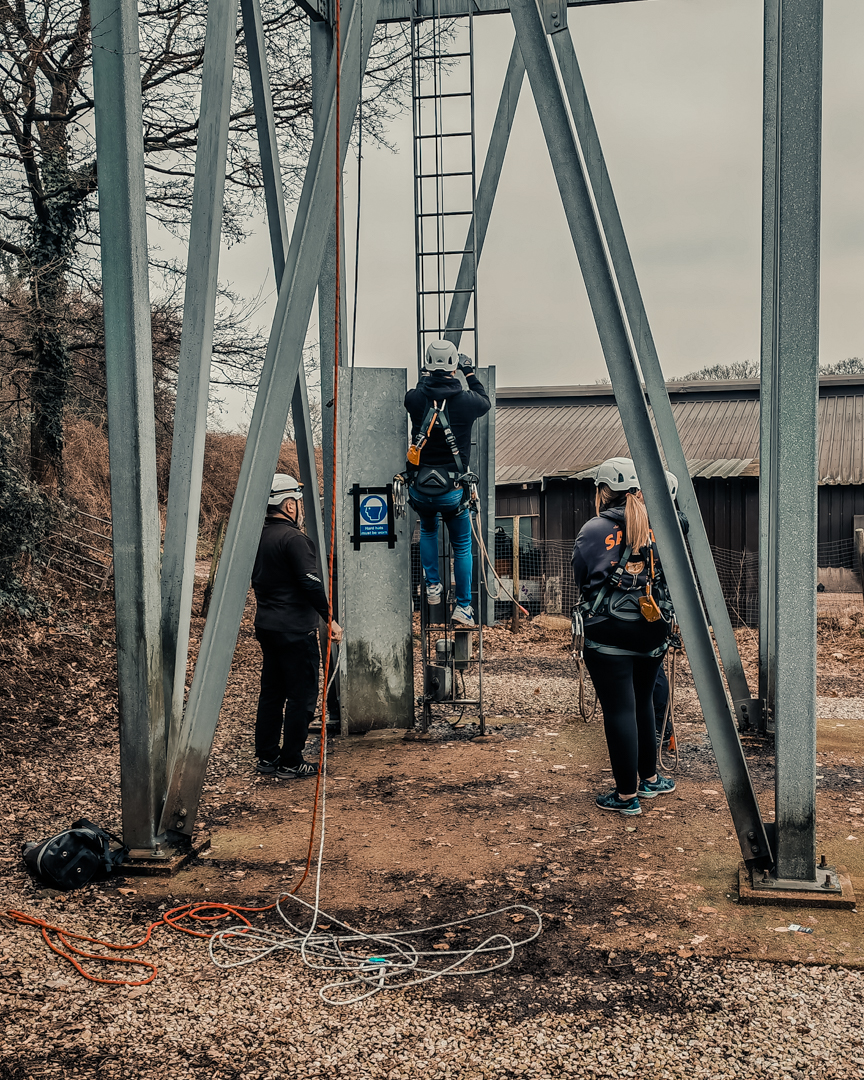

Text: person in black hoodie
xmin=251 ymin=473 xmax=342 ymax=779
xmin=571 ymin=458 xmax=676 ymax=816
xmin=405 ymin=340 xmax=491 ymax=627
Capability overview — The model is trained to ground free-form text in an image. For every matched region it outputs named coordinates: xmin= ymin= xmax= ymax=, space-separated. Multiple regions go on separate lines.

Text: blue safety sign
xmin=358 ymin=494 xmax=389 ymax=537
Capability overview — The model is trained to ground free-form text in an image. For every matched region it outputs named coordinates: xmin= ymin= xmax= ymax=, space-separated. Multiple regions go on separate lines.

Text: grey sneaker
xmin=255 ymin=759 xmax=279 ymax=775
xmin=426 ymin=582 xmax=444 ymax=605
xmin=276 ymin=760 xmax=319 ymax=780
xmin=451 ymin=604 xmax=475 ymax=627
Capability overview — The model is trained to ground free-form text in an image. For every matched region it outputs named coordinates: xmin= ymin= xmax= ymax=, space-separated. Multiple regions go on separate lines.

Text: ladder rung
xmin=420 ymin=248 xmax=475 ymax=256
xmin=418 ymin=210 xmax=472 ymax=218
xmin=417 ymin=132 xmax=472 ymax=140
xmin=420 ymin=326 xmax=476 ymax=334
xmin=419 ymin=288 xmax=474 ymax=295
xmin=414 ymin=92 xmax=472 ymax=101
xmin=413 ymin=51 xmax=473 ymax=61
xmin=418 ymin=170 xmax=473 ymax=179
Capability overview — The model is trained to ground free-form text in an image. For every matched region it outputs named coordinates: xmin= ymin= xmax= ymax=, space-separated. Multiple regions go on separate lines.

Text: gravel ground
xmin=2 ymin=945 xmax=863 ymax=1078
xmin=3 ymin=602 xmax=864 ymax=1077
xmin=816 ymin=697 xmax=864 ymax=720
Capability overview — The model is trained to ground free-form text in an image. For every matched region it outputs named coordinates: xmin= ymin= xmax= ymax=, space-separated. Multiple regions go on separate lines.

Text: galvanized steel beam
xmin=160 ymin=0 xmax=239 ymax=768
xmin=159 ymin=0 xmax=380 ymax=836
xmin=758 ymin=0 xmax=780 ymax=734
xmin=241 ymin=0 xmax=327 ymax=581
xmin=91 ymin=0 xmax=166 ymax=848
xmin=312 ymin=18 xmax=349 ymax=583
xmin=770 ymin=0 xmax=822 ymax=882
xmin=510 ymin=0 xmax=771 ymax=868
xmin=550 ymin=29 xmax=757 ymax=731
xmin=445 ymin=39 xmax=525 ymax=349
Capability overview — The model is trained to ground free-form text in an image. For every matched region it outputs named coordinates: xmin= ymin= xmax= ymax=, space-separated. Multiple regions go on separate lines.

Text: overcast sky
xmin=213 ymin=0 xmax=864 ymax=428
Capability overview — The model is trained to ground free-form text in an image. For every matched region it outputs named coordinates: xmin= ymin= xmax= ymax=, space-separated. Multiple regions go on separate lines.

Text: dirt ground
xmin=1 ymin=581 xmax=863 ymax=1026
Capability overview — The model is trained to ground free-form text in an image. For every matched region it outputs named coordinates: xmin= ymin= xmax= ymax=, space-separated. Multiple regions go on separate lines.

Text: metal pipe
xmin=90 ymin=0 xmax=166 ymax=849
xmin=159 ymin=0 xmax=381 ymax=836
xmin=510 ymin=0 xmax=771 ymax=868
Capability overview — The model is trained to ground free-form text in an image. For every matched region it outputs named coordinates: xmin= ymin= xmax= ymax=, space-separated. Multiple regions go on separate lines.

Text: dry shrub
xmin=62 ymin=416 xmax=322 ymax=547
xmin=198 ymin=432 xmax=323 ymax=543
xmin=64 ymin=415 xmax=113 ymax=521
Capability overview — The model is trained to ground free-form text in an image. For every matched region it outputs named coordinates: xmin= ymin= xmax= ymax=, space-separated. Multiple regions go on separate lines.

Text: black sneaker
xmin=275 ymin=760 xmax=319 ymax=779
xmin=256 ymin=758 xmax=279 ymax=775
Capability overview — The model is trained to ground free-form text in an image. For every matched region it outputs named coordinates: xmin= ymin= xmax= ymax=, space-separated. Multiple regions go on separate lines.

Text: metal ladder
xmin=411 ymin=7 xmax=479 ymax=368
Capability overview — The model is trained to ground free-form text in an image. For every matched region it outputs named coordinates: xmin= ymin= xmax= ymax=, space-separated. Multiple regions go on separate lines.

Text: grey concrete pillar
xmin=338 ymin=368 xmax=414 ymax=732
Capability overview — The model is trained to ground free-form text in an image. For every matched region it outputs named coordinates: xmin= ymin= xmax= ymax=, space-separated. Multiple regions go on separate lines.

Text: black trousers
xmin=584 ymin=648 xmax=664 ymax=797
xmin=255 ymin=629 xmax=320 ymax=767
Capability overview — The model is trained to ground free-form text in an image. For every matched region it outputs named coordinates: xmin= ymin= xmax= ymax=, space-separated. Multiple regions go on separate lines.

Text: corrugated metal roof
xmin=495 ymin=386 xmax=864 ymax=487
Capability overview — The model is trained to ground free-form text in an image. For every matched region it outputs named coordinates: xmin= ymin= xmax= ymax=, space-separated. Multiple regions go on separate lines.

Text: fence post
xmin=511 ymin=516 xmax=521 ymax=633
xmin=856 ymin=530 xmax=864 ymax=607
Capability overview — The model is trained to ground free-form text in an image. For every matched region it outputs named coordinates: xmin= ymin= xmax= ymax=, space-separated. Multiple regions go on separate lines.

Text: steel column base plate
xmin=738 ymin=861 xmax=857 ymax=909
xmin=122 ymin=834 xmax=211 ymax=878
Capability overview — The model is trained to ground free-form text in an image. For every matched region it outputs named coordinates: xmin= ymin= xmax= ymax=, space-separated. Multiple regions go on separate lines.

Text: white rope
xmin=208 ymin=680 xmax=542 ymax=1004
xmin=468 ymin=505 xmax=527 ymax=613
xmin=208 ymin=896 xmax=542 ymax=1005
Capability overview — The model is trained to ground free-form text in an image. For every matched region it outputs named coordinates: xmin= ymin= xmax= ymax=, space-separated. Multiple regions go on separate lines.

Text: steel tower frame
xmin=91 ymin=0 xmax=827 ymax=891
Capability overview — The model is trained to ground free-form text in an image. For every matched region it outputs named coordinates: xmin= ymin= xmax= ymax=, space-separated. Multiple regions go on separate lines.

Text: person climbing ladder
xmin=404 ymin=340 xmax=491 ymax=627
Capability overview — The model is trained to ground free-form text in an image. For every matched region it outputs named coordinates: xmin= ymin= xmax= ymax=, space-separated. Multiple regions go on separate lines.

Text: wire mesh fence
xmin=410 ymin=527 xmax=864 ymax=625
xmin=44 ymin=508 xmax=113 ymax=592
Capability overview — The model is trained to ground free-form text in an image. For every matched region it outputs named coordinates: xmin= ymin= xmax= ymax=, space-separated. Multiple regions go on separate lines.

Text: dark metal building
xmin=495 ymin=375 xmax=864 ymax=558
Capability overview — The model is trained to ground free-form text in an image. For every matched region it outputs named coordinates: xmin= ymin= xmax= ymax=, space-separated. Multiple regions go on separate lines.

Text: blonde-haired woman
xmin=571 ymin=458 xmax=676 ymax=816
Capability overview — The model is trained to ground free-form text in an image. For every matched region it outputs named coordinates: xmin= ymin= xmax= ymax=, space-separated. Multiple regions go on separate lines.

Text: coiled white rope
xmin=207 ymin=704 xmax=542 ymax=1003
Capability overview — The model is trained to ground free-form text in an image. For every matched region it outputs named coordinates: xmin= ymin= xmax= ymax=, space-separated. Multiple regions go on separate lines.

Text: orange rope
xmin=3 ymin=900 xmax=277 ymax=986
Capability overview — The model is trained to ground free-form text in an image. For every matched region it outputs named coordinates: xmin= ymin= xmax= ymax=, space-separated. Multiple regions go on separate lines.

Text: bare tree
xmin=679 ymin=361 xmax=760 ymax=381
xmin=0 ymin=0 xmax=417 ymax=486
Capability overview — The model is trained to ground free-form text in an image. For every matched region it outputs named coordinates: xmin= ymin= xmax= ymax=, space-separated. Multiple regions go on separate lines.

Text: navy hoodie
xmin=404 ymin=371 xmax=491 ymax=470
xmin=572 ymin=506 xmax=670 ymax=652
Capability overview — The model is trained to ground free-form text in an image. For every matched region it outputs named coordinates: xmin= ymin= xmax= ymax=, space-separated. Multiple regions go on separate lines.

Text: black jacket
xmin=571 ymin=507 xmax=650 ymax=597
xmin=404 ymin=371 xmax=491 ymax=470
xmin=251 ymin=516 xmax=329 ymax=636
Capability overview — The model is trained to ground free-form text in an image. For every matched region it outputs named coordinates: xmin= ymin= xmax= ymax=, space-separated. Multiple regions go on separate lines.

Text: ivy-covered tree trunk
xmin=27 ymin=155 xmax=90 ymax=489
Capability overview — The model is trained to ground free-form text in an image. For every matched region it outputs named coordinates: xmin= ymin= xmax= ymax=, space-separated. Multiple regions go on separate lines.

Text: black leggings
xmin=583 ymin=648 xmax=664 ymax=796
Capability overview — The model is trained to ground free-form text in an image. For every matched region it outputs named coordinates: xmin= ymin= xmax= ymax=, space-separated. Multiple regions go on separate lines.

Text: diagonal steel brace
xmin=159 ymin=0 xmax=381 ymax=836
xmin=510 ymin=0 xmax=771 ymax=868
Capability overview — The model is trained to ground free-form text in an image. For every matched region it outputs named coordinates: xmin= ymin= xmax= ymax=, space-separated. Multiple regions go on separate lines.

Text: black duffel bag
xmin=22 ymin=818 xmax=127 ymax=891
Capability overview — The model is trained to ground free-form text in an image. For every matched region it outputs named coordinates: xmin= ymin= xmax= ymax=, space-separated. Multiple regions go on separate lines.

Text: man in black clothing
xmin=251 ymin=473 xmax=342 ymax=779
xmin=404 ymin=340 xmax=491 ymax=626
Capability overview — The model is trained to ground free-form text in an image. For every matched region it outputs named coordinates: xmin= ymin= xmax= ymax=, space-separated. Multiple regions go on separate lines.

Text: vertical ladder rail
xmin=411 ymin=8 xmax=480 ymax=370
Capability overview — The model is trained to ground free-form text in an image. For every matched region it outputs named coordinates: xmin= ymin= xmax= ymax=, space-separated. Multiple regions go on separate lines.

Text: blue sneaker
xmin=595 ymin=790 xmax=642 ymax=816
xmin=638 ymin=774 xmax=676 ymax=799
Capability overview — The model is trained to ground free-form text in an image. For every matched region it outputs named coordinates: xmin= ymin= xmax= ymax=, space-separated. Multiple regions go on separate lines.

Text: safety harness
xmin=579 ymin=541 xmax=675 ymax=657
xmin=406 ymin=399 xmax=471 ymax=519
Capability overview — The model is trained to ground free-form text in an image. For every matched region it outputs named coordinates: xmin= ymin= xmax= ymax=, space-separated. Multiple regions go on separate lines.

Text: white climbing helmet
xmin=423 ymin=339 xmax=459 ymax=373
xmin=268 ymin=473 xmax=304 ymax=507
xmin=594 ymin=458 xmax=678 ymax=499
